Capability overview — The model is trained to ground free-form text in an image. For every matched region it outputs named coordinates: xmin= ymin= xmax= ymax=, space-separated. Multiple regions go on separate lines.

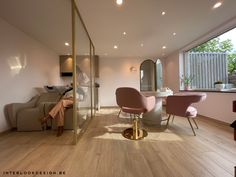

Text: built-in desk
xmin=141 ymin=91 xmax=173 ymax=127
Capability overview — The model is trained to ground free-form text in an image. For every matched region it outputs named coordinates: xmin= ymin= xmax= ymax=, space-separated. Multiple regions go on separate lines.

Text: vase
xmin=184 ymin=85 xmax=190 ymax=90
xmin=215 ymin=84 xmax=225 ymax=90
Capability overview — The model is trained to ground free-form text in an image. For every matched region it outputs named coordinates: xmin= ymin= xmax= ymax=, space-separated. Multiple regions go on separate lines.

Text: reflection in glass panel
xmin=74 ymin=10 xmax=91 ymax=136
xmin=140 ymin=60 xmax=155 ymax=91
xmin=156 ymin=59 xmax=163 ymax=90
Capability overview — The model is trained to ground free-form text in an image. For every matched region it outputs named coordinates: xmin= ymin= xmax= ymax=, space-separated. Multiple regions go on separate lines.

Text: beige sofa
xmin=5 ymin=87 xmax=89 ymax=131
xmin=5 ymin=92 xmax=61 ymax=131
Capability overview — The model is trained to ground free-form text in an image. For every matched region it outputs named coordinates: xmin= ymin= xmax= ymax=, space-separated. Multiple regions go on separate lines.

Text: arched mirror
xmin=140 ymin=59 xmax=163 ymax=91
xmin=140 ymin=60 xmax=155 ymax=91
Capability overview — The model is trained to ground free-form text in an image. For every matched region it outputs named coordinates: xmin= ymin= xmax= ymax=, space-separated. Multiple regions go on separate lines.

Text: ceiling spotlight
xmin=173 ymin=32 xmax=177 ymax=36
xmin=162 ymin=46 xmax=166 ymax=49
xmin=116 ymin=0 xmax=123 ymax=5
xmin=114 ymin=45 xmax=118 ymax=49
xmin=65 ymin=42 xmax=70 ymax=46
xmin=140 ymin=43 xmax=144 ymax=47
xmin=123 ymin=32 xmax=127 ymax=35
xmin=213 ymin=2 xmax=222 ymax=9
xmin=161 ymin=11 xmax=166 ymax=15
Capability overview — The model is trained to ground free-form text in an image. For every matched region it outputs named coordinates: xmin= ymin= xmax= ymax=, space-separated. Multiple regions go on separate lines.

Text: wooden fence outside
xmin=185 ymin=52 xmax=228 ymax=89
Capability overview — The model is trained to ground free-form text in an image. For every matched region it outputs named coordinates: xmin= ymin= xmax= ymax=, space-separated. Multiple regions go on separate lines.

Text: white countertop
xmin=142 ymin=91 xmax=173 ymax=97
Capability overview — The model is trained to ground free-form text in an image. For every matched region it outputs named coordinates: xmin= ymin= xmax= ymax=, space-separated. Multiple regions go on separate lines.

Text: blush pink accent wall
xmin=193 ymin=92 xmax=236 ymax=123
xmin=99 ymin=57 xmax=166 ymax=107
xmin=165 ymin=52 xmax=236 ymax=123
xmin=0 ymin=18 xmax=62 ymax=132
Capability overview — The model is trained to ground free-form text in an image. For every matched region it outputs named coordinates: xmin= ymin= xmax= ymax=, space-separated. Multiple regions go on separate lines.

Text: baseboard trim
xmin=100 ymin=106 xmax=119 ymax=109
xmin=0 ymin=128 xmax=13 ymax=137
xmin=197 ymin=114 xmax=230 ymax=126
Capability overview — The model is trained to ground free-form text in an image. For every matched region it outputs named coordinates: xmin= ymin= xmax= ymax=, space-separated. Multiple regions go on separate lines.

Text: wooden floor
xmin=0 ymin=108 xmax=235 ymax=177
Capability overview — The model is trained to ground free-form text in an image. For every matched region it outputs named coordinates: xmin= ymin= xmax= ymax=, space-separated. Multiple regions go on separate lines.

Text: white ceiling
xmin=0 ymin=0 xmax=236 ymax=59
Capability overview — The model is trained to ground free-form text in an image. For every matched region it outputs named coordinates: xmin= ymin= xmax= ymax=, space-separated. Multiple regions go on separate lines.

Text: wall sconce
xmin=130 ymin=66 xmax=137 ymax=72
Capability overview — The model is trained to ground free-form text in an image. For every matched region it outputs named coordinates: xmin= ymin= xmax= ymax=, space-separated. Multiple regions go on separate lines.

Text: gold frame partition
xmin=90 ymin=44 xmax=96 ymax=117
xmin=71 ymin=0 xmax=96 ymax=144
xmin=90 ymin=42 xmax=93 ymax=117
xmin=71 ymin=0 xmax=77 ymax=145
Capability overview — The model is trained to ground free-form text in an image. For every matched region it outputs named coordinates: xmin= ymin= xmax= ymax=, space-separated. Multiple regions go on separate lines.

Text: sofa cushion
xmin=36 ymin=93 xmax=61 ymax=106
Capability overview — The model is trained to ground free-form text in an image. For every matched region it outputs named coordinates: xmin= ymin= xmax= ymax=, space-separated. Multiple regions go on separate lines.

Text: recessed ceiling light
xmin=213 ymin=2 xmax=222 ymax=9
xmin=173 ymin=32 xmax=177 ymax=36
xmin=65 ymin=42 xmax=70 ymax=46
xmin=141 ymin=43 xmax=144 ymax=47
xmin=114 ymin=45 xmax=118 ymax=49
xmin=116 ymin=0 xmax=123 ymax=5
xmin=162 ymin=46 xmax=166 ymax=49
xmin=161 ymin=11 xmax=166 ymax=15
xmin=123 ymin=32 xmax=127 ymax=35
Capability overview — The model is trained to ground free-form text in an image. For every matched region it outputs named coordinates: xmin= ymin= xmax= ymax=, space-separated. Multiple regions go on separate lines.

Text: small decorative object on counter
xmin=180 ymin=75 xmax=193 ymax=90
xmin=214 ymin=81 xmax=225 ymax=90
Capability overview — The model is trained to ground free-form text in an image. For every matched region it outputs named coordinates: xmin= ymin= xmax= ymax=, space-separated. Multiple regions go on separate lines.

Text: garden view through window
xmin=183 ymin=27 xmax=236 ymax=90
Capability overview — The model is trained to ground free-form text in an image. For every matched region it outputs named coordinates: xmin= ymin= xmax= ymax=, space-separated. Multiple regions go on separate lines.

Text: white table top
xmin=142 ymin=90 xmax=173 ymax=98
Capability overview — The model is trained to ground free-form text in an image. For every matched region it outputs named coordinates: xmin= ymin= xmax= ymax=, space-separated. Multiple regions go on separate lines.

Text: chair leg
xmin=171 ymin=115 xmax=175 ymax=123
xmin=187 ymin=117 xmax=196 ymax=136
xmin=192 ymin=118 xmax=199 ymax=129
xmin=117 ymin=109 xmax=121 ymax=118
xmin=166 ymin=114 xmax=171 ymax=128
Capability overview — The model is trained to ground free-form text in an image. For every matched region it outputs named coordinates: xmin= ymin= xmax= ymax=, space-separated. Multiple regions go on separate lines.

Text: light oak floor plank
xmin=0 ymin=108 xmax=235 ymax=177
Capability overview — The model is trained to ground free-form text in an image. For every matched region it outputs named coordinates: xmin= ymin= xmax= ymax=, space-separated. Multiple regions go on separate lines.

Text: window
xmin=183 ymin=27 xmax=236 ymax=90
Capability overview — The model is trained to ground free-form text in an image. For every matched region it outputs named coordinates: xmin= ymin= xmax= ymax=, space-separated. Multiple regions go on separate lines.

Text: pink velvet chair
xmin=115 ymin=87 xmax=155 ymax=140
xmin=166 ymin=92 xmax=207 ymax=136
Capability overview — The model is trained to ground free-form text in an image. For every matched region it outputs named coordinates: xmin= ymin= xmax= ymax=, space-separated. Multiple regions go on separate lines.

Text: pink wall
xmin=99 ymin=57 xmax=145 ymax=106
xmin=99 ymin=57 xmax=166 ymax=106
xmin=0 ymin=18 xmax=62 ymax=132
xmin=194 ymin=92 xmax=236 ymax=123
xmin=164 ymin=52 xmax=236 ymax=124
xmin=164 ymin=52 xmax=180 ymax=93
xmin=164 ymin=17 xmax=236 ymax=124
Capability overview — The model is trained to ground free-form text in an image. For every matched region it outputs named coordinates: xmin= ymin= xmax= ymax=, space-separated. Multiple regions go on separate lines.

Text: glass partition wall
xmin=72 ymin=0 xmax=95 ymax=144
xmin=4 ymin=0 xmax=96 ymax=144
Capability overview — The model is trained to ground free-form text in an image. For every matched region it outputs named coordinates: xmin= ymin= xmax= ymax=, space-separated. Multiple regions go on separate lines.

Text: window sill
xmin=179 ymin=88 xmax=236 ymax=93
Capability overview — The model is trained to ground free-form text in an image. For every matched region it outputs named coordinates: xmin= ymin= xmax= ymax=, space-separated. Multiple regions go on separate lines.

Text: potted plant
xmin=214 ymin=81 xmax=225 ymax=90
xmin=180 ymin=75 xmax=193 ymax=90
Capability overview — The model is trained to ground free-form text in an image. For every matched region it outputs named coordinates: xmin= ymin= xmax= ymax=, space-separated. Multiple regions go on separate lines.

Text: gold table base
xmin=122 ymin=128 xmax=148 ymax=140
